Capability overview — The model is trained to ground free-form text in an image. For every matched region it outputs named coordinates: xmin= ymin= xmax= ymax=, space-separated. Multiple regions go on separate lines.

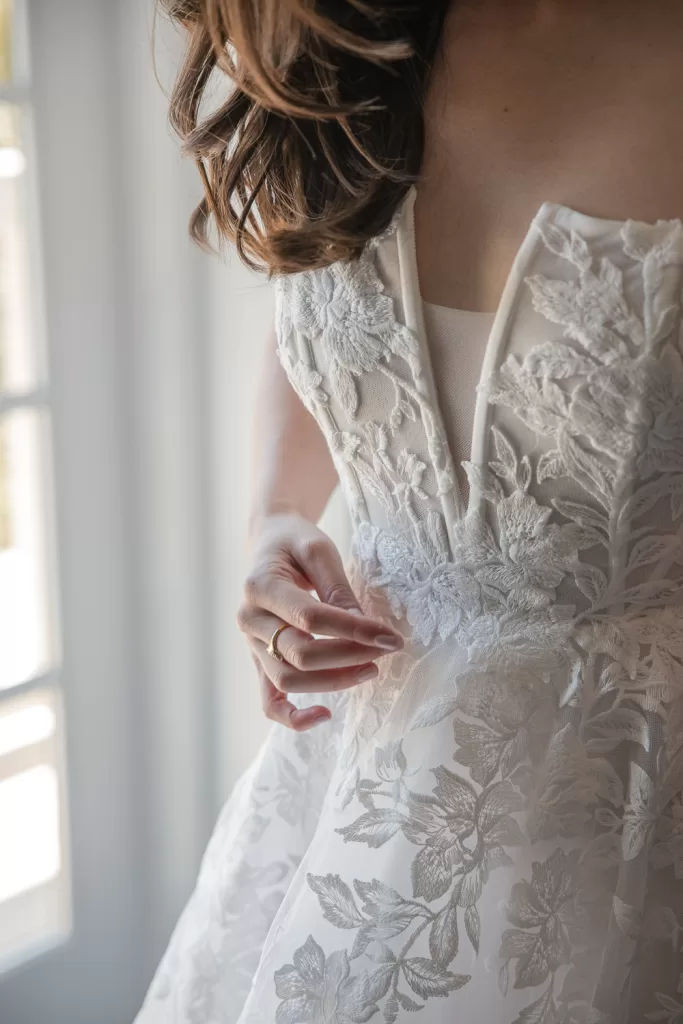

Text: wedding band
xmin=266 ymin=623 xmax=290 ymax=663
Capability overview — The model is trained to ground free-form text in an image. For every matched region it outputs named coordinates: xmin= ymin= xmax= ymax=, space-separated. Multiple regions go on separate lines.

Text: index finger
xmin=254 ymin=657 xmax=332 ymax=731
xmin=249 ymin=577 xmax=403 ymax=650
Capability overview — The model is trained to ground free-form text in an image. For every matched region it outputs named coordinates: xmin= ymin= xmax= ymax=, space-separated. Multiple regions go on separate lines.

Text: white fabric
xmin=422 ymin=303 xmax=496 ymax=501
xmin=135 ymin=189 xmax=683 ymax=1024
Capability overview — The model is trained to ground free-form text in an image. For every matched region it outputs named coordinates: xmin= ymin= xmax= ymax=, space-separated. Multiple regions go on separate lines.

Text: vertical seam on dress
xmin=395 ymin=192 xmax=462 ymax=553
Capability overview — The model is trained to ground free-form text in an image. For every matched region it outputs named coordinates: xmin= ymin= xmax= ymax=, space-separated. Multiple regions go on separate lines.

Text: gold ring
xmin=267 ymin=623 xmax=289 ymax=662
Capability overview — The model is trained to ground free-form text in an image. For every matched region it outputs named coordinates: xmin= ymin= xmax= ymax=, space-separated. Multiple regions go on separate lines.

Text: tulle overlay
xmin=136 ymin=194 xmax=683 ymax=1022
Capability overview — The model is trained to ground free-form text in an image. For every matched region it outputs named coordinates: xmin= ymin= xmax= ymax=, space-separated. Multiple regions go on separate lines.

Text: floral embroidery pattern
xmin=136 ymin=204 xmax=683 ymax=1024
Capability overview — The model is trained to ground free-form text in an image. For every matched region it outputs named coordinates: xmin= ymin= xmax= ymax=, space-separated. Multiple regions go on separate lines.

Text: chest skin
xmin=416 ymin=0 xmax=683 ymax=315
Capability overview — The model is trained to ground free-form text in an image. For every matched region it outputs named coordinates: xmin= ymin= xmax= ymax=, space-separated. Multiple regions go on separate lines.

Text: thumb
xmin=295 ymin=532 xmax=362 ymax=612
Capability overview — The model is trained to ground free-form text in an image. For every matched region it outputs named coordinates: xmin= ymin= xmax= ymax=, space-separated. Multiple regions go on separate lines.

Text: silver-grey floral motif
xmin=135 ymin=195 xmax=683 ymax=1024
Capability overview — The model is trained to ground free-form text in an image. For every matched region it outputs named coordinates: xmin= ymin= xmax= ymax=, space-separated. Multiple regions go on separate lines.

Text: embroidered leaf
xmin=364 ymin=909 xmax=422 ymax=943
xmin=401 ymin=958 xmax=470 ymax=999
xmin=580 ymin=621 xmax=640 ymax=678
xmin=651 ymin=303 xmax=678 ymax=346
xmin=431 ymin=766 xmax=478 ymax=826
xmin=490 ymin=427 xmax=518 ymax=483
xmin=574 ymin=564 xmax=608 ymax=603
xmin=559 ymin=429 xmax=614 ymax=506
xmin=589 ymin=757 xmax=625 ymax=807
xmin=429 ymin=901 xmax=459 ymax=967
xmin=368 ymin=944 xmax=397 ymax=966
xmin=395 ymin=990 xmax=424 ymax=1012
xmin=536 ymin=450 xmax=567 ymax=484
xmin=329 ymin=360 xmax=359 ymax=419
xmin=411 ymin=845 xmax=452 ymax=901
xmin=307 ymin=873 xmax=363 ymax=929
xmin=464 ymin=904 xmax=480 ymax=954
xmin=588 ymin=707 xmax=649 ymax=752
xmin=354 ymin=878 xmax=411 ymax=918
xmin=620 ymin=474 xmax=683 ymax=524
xmin=410 ymin=695 xmax=459 ymax=730
xmin=383 ymin=993 xmax=399 ymax=1024
xmin=464 ymin=462 xmax=504 ymax=502
xmin=353 ymin=455 xmax=394 ymax=510
xmin=621 ymin=578 xmax=681 ymax=608
xmin=627 ymin=535 xmax=681 ymax=573
xmin=362 ymin=963 xmax=395 ymax=1004
xmin=523 ymin=341 xmax=596 ymax=378
xmin=613 ymin=895 xmax=641 ymax=940
xmin=622 ymin=762 xmax=655 ymax=861
xmin=552 ymin=498 xmax=609 ymax=534
xmin=517 ymin=455 xmax=532 ymax=492
xmin=337 ymin=810 xmax=407 ymax=848
xmin=537 ymin=223 xmax=591 ymax=270
xmin=351 ymin=926 xmax=373 ymax=960
xmin=375 ymin=740 xmax=407 ymax=781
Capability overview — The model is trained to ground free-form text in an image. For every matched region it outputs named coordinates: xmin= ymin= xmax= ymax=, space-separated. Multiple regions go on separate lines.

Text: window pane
xmin=0 ymin=101 xmax=38 ymax=394
xmin=0 ymin=408 xmax=55 ymax=689
xmin=0 ymin=687 xmax=71 ymax=968
xmin=0 ymin=702 xmax=55 ymax=757
xmin=0 ymin=765 xmax=60 ymax=902
xmin=0 ymin=0 xmax=11 ymax=84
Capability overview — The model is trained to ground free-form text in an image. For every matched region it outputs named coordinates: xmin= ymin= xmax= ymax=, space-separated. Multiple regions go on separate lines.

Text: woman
xmin=136 ymin=2 xmax=683 ymax=1021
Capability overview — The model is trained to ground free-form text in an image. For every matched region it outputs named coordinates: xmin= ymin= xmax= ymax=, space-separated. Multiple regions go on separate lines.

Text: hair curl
xmin=159 ymin=0 xmax=449 ymax=274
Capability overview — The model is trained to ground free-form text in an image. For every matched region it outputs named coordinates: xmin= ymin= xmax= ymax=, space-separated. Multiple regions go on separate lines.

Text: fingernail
xmin=357 ymin=665 xmax=379 ymax=682
xmin=312 ymin=711 xmax=331 ymax=724
xmin=373 ymin=634 xmax=402 ymax=651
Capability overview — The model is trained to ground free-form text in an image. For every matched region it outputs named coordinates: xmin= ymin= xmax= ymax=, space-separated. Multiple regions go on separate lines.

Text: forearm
xmin=248 ymin=330 xmax=338 ymax=537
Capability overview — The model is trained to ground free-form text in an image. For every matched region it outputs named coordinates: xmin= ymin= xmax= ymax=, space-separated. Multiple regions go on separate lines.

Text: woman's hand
xmin=238 ymin=512 xmax=403 ymax=732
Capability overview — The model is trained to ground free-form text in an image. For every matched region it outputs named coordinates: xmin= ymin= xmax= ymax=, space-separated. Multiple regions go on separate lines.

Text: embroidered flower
xmin=330 ymin=431 xmax=362 ymax=462
xmin=289 ymin=259 xmax=418 ymax=418
xmin=501 ymin=847 xmax=581 ymax=990
xmin=288 ymin=361 xmax=329 ymax=410
xmin=292 ymin=260 xmax=417 ymax=373
xmin=274 ymin=938 xmax=374 ymax=1023
xmin=355 ymin=519 xmax=480 ymax=645
xmin=394 ymin=452 xmax=429 ymax=503
xmin=567 ymin=347 xmax=683 ymax=476
xmin=453 ymin=497 xmax=580 ymax=609
xmin=465 ymin=604 xmax=575 ymax=672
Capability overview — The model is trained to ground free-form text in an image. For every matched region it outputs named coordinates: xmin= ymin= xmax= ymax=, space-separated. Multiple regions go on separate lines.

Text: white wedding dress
xmin=135 ymin=188 xmax=683 ymax=1024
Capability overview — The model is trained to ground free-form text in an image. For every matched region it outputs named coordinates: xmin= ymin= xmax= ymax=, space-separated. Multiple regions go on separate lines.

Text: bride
xmin=136 ymin=2 xmax=683 ymax=1021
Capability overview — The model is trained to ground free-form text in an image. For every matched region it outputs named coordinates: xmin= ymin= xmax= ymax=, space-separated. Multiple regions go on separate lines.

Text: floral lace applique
xmin=266 ymin=213 xmax=683 ymax=1023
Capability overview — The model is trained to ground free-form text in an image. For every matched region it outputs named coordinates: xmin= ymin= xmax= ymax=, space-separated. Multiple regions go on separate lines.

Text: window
xmin=0 ymin=0 xmax=71 ymax=972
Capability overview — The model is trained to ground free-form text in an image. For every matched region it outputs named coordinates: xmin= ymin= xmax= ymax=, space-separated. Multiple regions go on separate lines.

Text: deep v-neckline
xmin=395 ymin=188 xmax=549 ymax=532
xmin=393 ymin=187 xmax=683 ymax=544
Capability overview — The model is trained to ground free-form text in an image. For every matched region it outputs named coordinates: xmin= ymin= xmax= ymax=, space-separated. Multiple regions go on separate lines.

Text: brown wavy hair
xmin=159 ymin=1 xmax=449 ymax=274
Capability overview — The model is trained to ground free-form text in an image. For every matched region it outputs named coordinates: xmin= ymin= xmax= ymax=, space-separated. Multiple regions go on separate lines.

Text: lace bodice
xmin=276 ymin=189 xmax=683 ymax=654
